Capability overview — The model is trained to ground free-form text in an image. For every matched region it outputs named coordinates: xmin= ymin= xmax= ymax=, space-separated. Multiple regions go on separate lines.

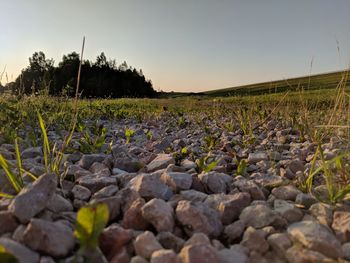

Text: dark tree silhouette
xmin=12 ymin=52 xmax=54 ymax=94
xmin=11 ymin=51 xmax=157 ymax=98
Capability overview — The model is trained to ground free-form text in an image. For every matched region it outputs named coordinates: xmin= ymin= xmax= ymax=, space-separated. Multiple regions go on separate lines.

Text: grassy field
xmin=202 ymin=69 xmax=350 ymax=97
xmin=1 ymin=78 xmax=349 ymax=146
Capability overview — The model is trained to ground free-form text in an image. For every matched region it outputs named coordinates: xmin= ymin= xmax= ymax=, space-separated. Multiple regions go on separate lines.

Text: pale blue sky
xmin=1 ymin=0 xmax=350 ymax=92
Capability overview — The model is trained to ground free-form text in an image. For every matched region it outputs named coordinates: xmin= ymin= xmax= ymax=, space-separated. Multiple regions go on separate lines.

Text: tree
xmin=119 ymin=61 xmax=128 ymax=71
xmin=29 ymin=51 xmax=54 ymax=73
xmin=12 ymin=51 xmax=157 ymax=98
xmin=53 ymin=52 xmax=81 ymax=96
xmin=95 ymin=52 xmax=108 ymax=68
xmin=12 ymin=51 xmax=54 ymax=94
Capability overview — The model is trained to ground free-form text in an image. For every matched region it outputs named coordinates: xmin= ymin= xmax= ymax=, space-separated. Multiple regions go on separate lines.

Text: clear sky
xmin=1 ymin=0 xmax=350 ymax=92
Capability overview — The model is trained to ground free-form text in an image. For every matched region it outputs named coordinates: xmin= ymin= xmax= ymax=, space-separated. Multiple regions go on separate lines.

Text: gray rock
xmin=309 ymin=203 xmax=333 ymax=226
xmin=23 ymin=219 xmax=75 ymax=257
xmin=287 ymin=220 xmax=343 ymax=259
xmin=286 ymin=245 xmax=333 ymax=263
xmin=128 ymin=174 xmax=173 ymax=201
xmin=21 ymin=147 xmax=42 ymax=159
xmin=0 ymin=237 xmax=40 ymax=263
xmin=122 ymin=198 xmax=149 ymax=230
xmin=71 ymin=185 xmax=91 ymax=201
xmin=66 ymin=152 xmax=82 ymax=163
xmin=116 ymin=188 xmax=141 ymax=213
xmin=9 ymin=173 xmax=57 ymax=223
xmin=157 ymin=232 xmax=185 ymax=253
xmin=273 ymin=199 xmax=303 ymax=223
xmin=0 ymin=211 xmax=18 ymax=235
xmin=12 ymin=224 xmax=26 ymax=242
xmin=184 ymin=232 xmax=210 ymax=246
xmin=0 ymin=150 xmax=15 ymax=160
xmin=146 ymin=154 xmax=175 ymax=172
xmin=251 ymin=172 xmax=284 ymax=189
xmin=215 ymin=237 xmax=232 ymax=250
xmin=150 ymin=249 xmax=180 ymax=263
xmin=40 ymin=256 xmax=55 ymax=263
xmin=180 ymin=190 xmax=208 ymax=202
xmin=114 ymin=157 xmax=144 ymax=173
xmin=130 ymin=256 xmax=148 ymax=263
xmin=179 ymin=244 xmax=219 ymax=263
xmin=332 ymin=211 xmax=350 ymax=243
xmin=0 ymin=195 xmax=11 ymax=211
xmin=224 ymin=220 xmax=246 ymax=241
xmin=46 ymin=194 xmax=73 ymax=213
xmin=288 ymin=159 xmax=305 ymax=174
xmin=92 ymin=185 xmax=119 ymax=199
xmin=154 ymin=137 xmax=173 ymax=152
xmin=342 ymin=242 xmax=350 ymax=260
xmin=241 ymin=226 xmax=269 ymax=254
xmin=271 ymin=185 xmax=301 ymax=201
xmin=161 ymin=172 xmax=192 ymax=192
xmin=176 ymin=200 xmax=223 ymax=237
xmin=295 ymin=193 xmax=317 ymax=208
xmin=78 ymin=154 xmax=106 ymax=170
xmin=94 ymin=196 xmax=121 ymax=221
xmin=77 ymin=175 xmax=117 ymax=193
xmin=198 ymin=172 xmax=228 ymax=194
xmin=239 ymin=204 xmax=281 ymax=229
xmin=212 ymin=239 xmax=225 ymax=250
xmin=217 ymin=247 xmax=248 ymax=263
xmin=133 ymin=231 xmax=163 ymax=259
xmin=268 ymin=151 xmax=281 ymax=161
xmin=112 ymin=167 xmax=128 ymax=176
xmin=267 ymin=233 xmax=292 ymax=259
xmin=248 ymin=152 xmax=268 ymax=164
xmin=205 ymin=192 xmax=251 ymax=225
xmin=142 ymin=198 xmax=174 ymax=232
xmin=181 ymin=159 xmax=197 ymax=170
xmin=232 ymin=177 xmax=265 ymax=200
xmin=99 ymin=224 xmax=133 ymax=259
xmin=89 ymin=162 xmax=110 ymax=175
xmin=74 ymin=169 xmax=92 ymax=180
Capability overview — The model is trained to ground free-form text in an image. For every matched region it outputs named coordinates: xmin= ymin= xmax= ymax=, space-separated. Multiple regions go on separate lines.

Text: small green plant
xmin=235 ymin=107 xmax=254 ymax=137
xmin=0 ymin=138 xmax=37 ymax=197
xmin=181 ymin=147 xmax=188 ymax=156
xmin=78 ymin=124 xmax=108 ymax=154
xmin=145 ymin=130 xmax=153 ymax=140
xmin=173 ymin=147 xmax=189 ymax=165
xmin=242 ymin=135 xmax=256 ymax=147
xmin=125 ymin=128 xmax=135 ymax=144
xmin=196 ymin=156 xmax=218 ymax=173
xmin=0 ymin=244 xmax=17 ymax=263
xmin=178 ymin=116 xmax=187 ymax=128
xmin=306 ymin=144 xmax=350 ymax=205
xmin=202 ymin=135 xmax=218 ymax=152
xmin=204 ymin=125 xmax=211 ymax=134
xmin=235 ymin=159 xmax=247 ymax=176
xmin=74 ymin=203 xmax=109 ymax=262
xmin=223 ymin=121 xmax=234 ymax=132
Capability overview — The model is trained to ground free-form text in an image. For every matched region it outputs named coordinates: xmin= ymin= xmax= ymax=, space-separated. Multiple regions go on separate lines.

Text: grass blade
xmin=0 ymin=192 xmax=14 ymax=199
xmin=204 ymin=160 xmax=218 ymax=173
xmin=14 ymin=138 xmax=23 ymax=186
xmin=37 ymin=112 xmax=50 ymax=172
xmin=0 ymin=155 xmax=21 ymax=193
xmin=19 ymin=168 xmax=37 ymax=181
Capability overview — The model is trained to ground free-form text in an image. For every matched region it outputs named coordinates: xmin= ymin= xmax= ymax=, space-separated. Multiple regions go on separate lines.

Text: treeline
xmin=7 ymin=51 xmax=157 ymax=98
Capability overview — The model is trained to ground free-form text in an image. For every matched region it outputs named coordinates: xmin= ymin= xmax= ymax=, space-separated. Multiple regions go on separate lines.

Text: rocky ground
xmin=0 ymin=114 xmax=350 ymax=263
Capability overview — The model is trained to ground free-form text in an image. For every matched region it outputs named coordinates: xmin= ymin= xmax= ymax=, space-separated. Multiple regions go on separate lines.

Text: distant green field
xmin=202 ymin=69 xmax=350 ymax=97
